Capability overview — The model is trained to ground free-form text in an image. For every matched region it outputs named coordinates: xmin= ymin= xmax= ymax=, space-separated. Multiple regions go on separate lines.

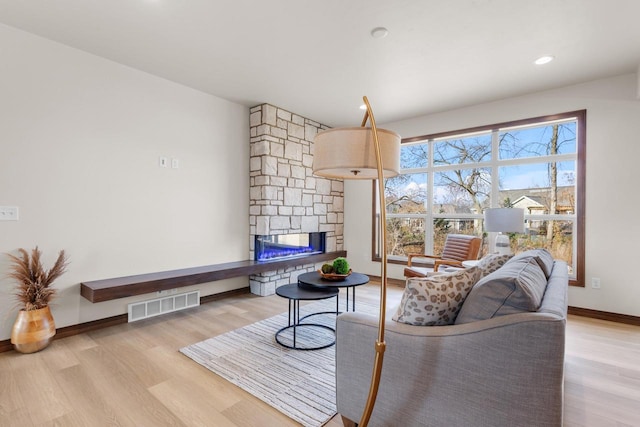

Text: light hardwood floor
xmin=1 ymin=283 xmax=639 ymax=426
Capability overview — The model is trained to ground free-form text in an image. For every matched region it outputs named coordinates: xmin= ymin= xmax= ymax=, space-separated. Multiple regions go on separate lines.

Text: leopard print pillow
xmin=392 ymin=266 xmax=481 ymax=326
xmin=476 ymin=253 xmax=513 ymax=277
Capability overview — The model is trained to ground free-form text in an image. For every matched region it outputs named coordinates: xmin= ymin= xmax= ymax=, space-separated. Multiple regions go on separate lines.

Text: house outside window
xmin=374 ymin=110 xmax=586 ymax=286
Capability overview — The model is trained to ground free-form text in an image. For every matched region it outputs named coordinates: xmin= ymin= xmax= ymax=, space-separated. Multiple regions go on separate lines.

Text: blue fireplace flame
xmin=255 ymin=232 xmax=326 ymax=262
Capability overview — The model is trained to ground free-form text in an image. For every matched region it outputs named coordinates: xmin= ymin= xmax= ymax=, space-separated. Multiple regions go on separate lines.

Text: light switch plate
xmin=0 ymin=206 xmax=19 ymax=221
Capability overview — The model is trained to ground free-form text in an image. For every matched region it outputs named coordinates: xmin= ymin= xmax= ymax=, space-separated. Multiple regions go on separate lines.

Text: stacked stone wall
xmin=248 ymin=104 xmax=343 ymax=295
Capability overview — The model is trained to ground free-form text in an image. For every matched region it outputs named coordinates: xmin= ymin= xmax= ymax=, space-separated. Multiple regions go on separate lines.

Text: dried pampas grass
xmin=7 ymin=247 xmax=69 ymax=311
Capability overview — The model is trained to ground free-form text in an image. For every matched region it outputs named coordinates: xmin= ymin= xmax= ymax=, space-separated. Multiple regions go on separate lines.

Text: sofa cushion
xmin=455 ymin=257 xmax=548 ymax=324
xmin=393 ymin=266 xmax=481 ymax=326
xmin=476 ymin=253 xmax=513 ymax=277
xmin=507 ymin=248 xmax=554 ymax=279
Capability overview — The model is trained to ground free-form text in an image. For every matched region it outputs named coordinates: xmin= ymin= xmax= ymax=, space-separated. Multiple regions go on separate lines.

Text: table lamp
xmin=484 ymin=208 xmax=525 ymax=255
xmin=313 ymin=96 xmax=400 ymax=427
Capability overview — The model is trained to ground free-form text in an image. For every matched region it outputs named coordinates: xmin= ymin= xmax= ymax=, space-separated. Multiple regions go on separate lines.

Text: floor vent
xmin=127 ymin=290 xmax=200 ymax=322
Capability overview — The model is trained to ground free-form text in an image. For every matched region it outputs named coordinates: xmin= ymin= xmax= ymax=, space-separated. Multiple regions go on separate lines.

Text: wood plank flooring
xmin=1 ymin=282 xmax=639 ymax=426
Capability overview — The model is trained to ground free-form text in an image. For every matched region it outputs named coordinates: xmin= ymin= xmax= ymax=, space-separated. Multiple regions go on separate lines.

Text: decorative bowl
xmin=318 ymin=269 xmax=352 ymax=281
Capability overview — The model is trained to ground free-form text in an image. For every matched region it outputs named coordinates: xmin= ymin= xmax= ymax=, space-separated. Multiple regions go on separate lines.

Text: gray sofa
xmin=336 ymin=258 xmax=568 ymax=427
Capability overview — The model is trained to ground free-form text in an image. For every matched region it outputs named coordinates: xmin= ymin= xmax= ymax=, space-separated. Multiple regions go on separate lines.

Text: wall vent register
xmin=127 ymin=290 xmax=200 ymax=322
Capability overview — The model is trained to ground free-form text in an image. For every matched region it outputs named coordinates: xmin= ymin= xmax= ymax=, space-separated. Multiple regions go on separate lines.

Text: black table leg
xmin=293 ymin=299 xmax=298 ymax=348
xmin=275 ymin=283 xmax=339 ymax=350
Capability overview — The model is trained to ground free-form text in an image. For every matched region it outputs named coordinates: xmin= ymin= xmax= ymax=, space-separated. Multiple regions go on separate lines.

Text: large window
xmin=374 ymin=111 xmax=586 ymax=286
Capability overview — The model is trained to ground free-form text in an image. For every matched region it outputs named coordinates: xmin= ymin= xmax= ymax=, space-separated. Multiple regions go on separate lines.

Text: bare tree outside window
xmin=433 ymin=134 xmax=492 ymax=216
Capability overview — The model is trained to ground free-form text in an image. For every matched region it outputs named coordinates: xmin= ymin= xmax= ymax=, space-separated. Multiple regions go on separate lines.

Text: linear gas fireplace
xmin=255 ymin=232 xmax=326 ymax=262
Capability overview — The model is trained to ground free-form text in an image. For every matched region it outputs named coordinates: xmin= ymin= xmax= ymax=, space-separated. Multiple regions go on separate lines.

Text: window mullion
xmin=425 ymin=140 xmax=434 ymax=254
xmin=491 ymin=130 xmax=500 ymax=207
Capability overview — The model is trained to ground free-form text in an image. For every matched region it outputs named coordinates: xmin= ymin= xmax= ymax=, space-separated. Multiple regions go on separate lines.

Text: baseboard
xmin=5 ymin=289 xmax=634 ymax=354
xmin=200 ymin=287 xmax=249 ymax=304
xmin=56 ymin=313 xmax=129 ymax=340
xmin=0 ymin=340 xmax=13 ymax=353
xmin=568 ymin=306 xmax=640 ymax=326
xmin=0 ymin=287 xmax=250 ymax=353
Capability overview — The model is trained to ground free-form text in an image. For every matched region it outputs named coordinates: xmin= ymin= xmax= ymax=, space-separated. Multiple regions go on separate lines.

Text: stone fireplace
xmin=249 ymin=104 xmax=343 ymax=296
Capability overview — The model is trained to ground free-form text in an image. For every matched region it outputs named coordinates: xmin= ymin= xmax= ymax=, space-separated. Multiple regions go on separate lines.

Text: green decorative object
xmin=332 ymin=257 xmax=350 ymax=275
xmin=321 ymin=263 xmax=334 ymax=274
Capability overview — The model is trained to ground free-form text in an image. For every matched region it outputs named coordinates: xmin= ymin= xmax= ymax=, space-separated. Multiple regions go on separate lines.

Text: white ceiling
xmin=1 ymin=0 xmax=639 ymax=127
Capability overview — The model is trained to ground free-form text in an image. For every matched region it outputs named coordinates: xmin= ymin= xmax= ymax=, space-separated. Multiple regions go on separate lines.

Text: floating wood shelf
xmin=80 ymin=251 xmax=347 ymax=303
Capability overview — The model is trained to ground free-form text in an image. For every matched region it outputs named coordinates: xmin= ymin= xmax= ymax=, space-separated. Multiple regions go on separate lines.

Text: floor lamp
xmin=312 ymin=96 xmax=401 ymax=426
xmin=484 ymin=208 xmax=525 ymax=255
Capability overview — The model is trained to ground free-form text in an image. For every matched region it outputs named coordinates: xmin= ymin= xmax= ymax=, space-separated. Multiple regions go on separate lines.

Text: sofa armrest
xmin=336 ymin=310 xmax=565 ymax=426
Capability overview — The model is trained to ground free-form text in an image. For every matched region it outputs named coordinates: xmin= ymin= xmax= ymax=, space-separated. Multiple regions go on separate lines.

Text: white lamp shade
xmin=484 ymin=208 xmax=525 ymax=233
xmin=312 ymin=127 xmax=401 ymax=179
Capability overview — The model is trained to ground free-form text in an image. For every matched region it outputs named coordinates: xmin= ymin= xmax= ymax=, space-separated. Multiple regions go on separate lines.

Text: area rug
xmin=179 ymin=298 xmax=378 ymax=427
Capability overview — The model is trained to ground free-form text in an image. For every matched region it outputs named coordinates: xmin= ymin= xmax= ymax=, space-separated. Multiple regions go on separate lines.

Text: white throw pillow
xmin=392 ymin=267 xmax=481 ymax=326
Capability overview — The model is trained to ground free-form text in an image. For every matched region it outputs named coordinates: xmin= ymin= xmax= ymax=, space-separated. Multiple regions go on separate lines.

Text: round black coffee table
xmin=298 ymin=271 xmax=369 ymax=312
xmin=275 ymin=283 xmax=339 ymax=350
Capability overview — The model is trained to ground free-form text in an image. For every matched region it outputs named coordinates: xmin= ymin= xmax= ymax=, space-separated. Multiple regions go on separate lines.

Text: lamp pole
xmin=312 ymin=96 xmax=398 ymax=426
xmin=358 ymin=96 xmax=387 ymax=427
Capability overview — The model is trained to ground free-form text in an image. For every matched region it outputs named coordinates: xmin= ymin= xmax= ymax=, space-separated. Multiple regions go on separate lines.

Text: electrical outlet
xmin=591 ymin=277 xmax=601 ymax=289
xmin=171 ymin=158 xmax=179 ymax=169
xmin=0 ymin=206 xmax=19 ymax=221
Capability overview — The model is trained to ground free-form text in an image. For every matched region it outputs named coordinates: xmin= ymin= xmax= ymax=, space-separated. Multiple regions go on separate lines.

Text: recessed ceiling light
xmin=534 ymin=55 xmax=555 ymax=65
xmin=370 ymin=27 xmax=389 ymax=39
xmin=359 ymin=104 xmax=367 ymax=110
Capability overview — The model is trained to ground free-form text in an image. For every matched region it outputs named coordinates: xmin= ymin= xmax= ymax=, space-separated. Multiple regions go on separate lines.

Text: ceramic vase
xmin=11 ymin=306 xmax=56 ymax=354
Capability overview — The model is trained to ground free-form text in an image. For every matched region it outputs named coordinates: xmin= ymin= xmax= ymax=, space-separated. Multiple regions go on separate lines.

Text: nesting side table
xmin=297 ymin=271 xmax=369 ymax=312
xmin=274 ymin=283 xmax=339 ymax=350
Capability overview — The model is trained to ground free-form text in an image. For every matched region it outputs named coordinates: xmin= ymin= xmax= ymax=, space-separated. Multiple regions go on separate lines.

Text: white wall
xmin=0 ymin=24 xmax=250 ymax=340
xmin=345 ymin=73 xmax=640 ymax=317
